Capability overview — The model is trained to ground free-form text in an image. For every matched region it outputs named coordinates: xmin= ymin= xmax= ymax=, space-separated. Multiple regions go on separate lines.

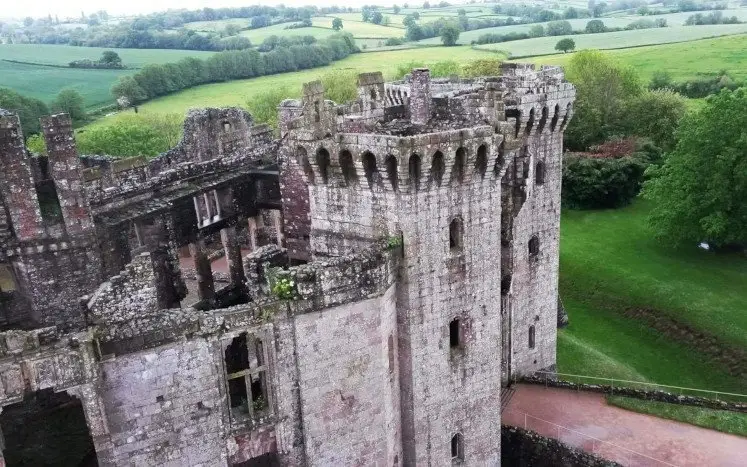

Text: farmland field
xmin=0 ymin=44 xmax=213 ymax=108
xmin=475 ymin=24 xmax=747 ymax=57
xmin=525 ymin=34 xmax=747 ymax=81
xmin=312 ymin=17 xmax=404 ymax=35
xmin=239 ymin=23 xmax=340 ymax=43
xmin=87 ymin=46 xmax=501 ymax=120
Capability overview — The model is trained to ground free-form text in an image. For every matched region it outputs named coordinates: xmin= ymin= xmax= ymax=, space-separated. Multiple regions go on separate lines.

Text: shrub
xmin=461 ymin=58 xmax=502 ymax=78
xmin=75 ymin=113 xmax=183 ymax=158
xmin=246 ymin=86 xmax=293 ymax=129
xmin=562 ymin=139 xmax=651 ymax=209
xmin=384 ymin=37 xmax=404 ymax=46
xmin=321 ymin=70 xmax=358 ymax=104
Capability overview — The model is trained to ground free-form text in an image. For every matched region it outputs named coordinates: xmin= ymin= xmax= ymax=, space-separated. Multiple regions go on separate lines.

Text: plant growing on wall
xmin=271 ymin=277 xmax=297 ymax=300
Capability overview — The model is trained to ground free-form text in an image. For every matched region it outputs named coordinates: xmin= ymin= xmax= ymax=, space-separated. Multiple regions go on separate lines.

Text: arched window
xmin=538 ymin=106 xmax=548 ymax=134
xmin=493 ymin=141 xmax=505 ymax=176
xmin=222 ymin=120 xmax=231 ymax=132
xmin=506 ymin=109 xmax=521 ymax=137
xmin=451 ymin=433 xmax=464 ymax=461
xmin=362 ymin=152 xmax=377 ymax=187
xmin=475 ymin=144 xmax=487 ymax=178
xmin=409 ymin=154 xmax=421 ymax=191
xmin=550 ymin=104 xmax=560 ymax=131
xmin=452 ymin=147 xmax=465 ymax=183
xmin=385 ymin=155 xmax=398 ymax=191
xmin=370 ymin=88 xmax=377 ymax=100
xmin=449 ymin=217 xmax=463 ymax=251
xmin=297 ymin=146 xmax=314 ymax=184
xmin=431 ymin=151 xmax=445 ymax=186
xmin=315 ymin=147 xmax=330 ymax=184
xmin=525 ymin=108 xmax=535 ymax=135
xmin=535 ymin=161 xmax=545 ymax=185
xmin=528 ymin=235 xmax=539 ymax=257
xmin=339 ymin=150 xmax=356 ymax=185
xmin=529 ymin=325 xmax=536 ymax=349
xmin=314 ymin=101 xmax=321 ymax=122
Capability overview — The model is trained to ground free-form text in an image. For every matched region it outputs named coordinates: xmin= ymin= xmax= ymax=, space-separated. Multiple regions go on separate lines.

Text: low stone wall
xmin=524 ymin=375 xmax=747 ymax=413
xmin=501 ymin=426 xmax=620 ymax=467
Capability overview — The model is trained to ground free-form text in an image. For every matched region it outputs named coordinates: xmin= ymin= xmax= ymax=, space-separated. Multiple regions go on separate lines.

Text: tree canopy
xmin=440 ymin=24 xmax=461 ymax=46
xmin=555 ymin=38 xmax=576 ymax=53
xmin=51 ymin=89 xmax=87 ymax=123
xmin=0 ymin=88 xmax=49 ymax=136
xmin=644 ymin=89 xmax=747 ymax=249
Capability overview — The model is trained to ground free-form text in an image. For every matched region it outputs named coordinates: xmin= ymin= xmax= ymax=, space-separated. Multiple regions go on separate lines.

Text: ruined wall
xmin=294 ymin=284 xmax=401 ymax=466
xmin=98 ymin=338 xmax=229 ymax=466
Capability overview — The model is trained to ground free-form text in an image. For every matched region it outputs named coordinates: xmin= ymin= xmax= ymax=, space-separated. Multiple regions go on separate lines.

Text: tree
xmin=622 ymin=89 xmax=687 ymax=151
xmin=546 ymin=20 xmax=573 ymax=36
xmin=332 ymin=17 xmax=343 ymax=30
xmin=440 ymin=24 xmax=460 ymax=46
xmin=371 ymin=11 xmax=384 ymax=24
xmin=23 ymin=17 xmax=33 ymax=27
xmin=111 ymin=76 xmax=148 ymax=104
xmin=0 ymin=88 xmax=49 ymax=136
xmin=101 ymin=51 xmax=122 ymax=66
xmin=555 ymin=38 xmax=576 ymax=53
xmin=529 ymin=24 xmax=545 ymax=37
xmin=393 ymin=5 xmax=401 ymax=14
xmin=76 ymin=113 xmax=182 ymax=157
xmin=585 ymin=19 xmax=606 ymax=33
xmin=643 ymin=89 xmax=747 ymax=248
xmin=563 ymin=50 xmax=643 ymax=150
xmin=52 ymin=89 xmax=86 ymax=123
xmin=423 ymin=1 xmax=431 ymax=8
xmin=362 ymin=8 xmax=373 ymax=22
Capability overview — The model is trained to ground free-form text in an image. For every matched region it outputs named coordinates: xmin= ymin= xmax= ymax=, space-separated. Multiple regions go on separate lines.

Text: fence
xmin=531 ymin=371 xmax=747 ymax=402
xmin=504 ymin=407 xmax=678 ymax=467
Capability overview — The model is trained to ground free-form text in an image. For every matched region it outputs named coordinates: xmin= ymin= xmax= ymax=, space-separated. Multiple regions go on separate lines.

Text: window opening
xmin=362 ymin=152 xmax=378 ymax=187
xmin=409 ymin=154 xmax=421 ymax=191
xmin=225 ymin=333 xmax=270 ymax=420
xmin=449 ymin=217 xmax=463 ymax=251
xmin=451 ymin=433 xmax=464 ymax=461
xmin=449 ymin=318 xmax=461 ymax=348
xmin=452 ymin=148 xmax=465 ymax=183
xmin=535 ymin=161 xmax=545 ymax=185
xmin=431 ymin=151 xmax=445 ymax=186
xmin=340 ymin=150 xmax=357 ymax=185
xmin=385 ymin=155 xmax=398 ymax=191
xmin=475 ymin=144 xmax=487 ymax=178
xmin=528 ymin=235 xmax=539 ymax=257
xmin=316 ymin=147 xmax=330 ymax=184
xmin=529 ymin=325 xmax=536 ymax=349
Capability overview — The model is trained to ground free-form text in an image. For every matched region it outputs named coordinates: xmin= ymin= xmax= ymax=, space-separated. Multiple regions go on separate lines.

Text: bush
xmin=75 ymin=113 xmax=183 ymax=158
xmin=52 ymin=89 xmax=86 ymax=123
xmin=384 ymin=37 xmax=404 ymax=46
xmin=440 ymin=24 xmax=461 ymax=46
xmin=461 ymin=58 xmax=502 ymax=78
xmin=246 ymin=86 xmax=293 ymax=129
xmin=321 ymin=70 xmax=358 ymax=104
xmin=562 ymin=146 xmax=648 ymax=209
xmin=0 ymin=87 xmax=49 ymax=135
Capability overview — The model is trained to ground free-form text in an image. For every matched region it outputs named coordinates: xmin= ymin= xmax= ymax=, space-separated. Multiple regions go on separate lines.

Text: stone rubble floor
xmin=503 ymin=384 xmax=747 ymax=467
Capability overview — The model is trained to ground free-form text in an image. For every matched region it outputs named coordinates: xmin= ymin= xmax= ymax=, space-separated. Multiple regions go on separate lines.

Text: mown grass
xmin=558 ymin=200 xmax=747 ymax=394
xmin=477 ymin=24 xmax=747 ymax=57
xmin=607 ymin=396 xmax=747 ymax=437
xmin=525 ymin=34 xmax=747 ymax=81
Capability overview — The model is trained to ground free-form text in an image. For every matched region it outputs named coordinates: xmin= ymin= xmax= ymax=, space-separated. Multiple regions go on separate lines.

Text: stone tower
xmin=280 ymin=64 xmax=575 ymax=464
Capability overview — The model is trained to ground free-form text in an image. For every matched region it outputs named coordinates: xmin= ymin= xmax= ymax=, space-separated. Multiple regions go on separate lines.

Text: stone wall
xmin=501 ymin=426 xmax=621 ymax=467
xmin=98 ymin=338 xmax=229 ymax=466
xmin=294 ymin=284 xmax=401 ymax=466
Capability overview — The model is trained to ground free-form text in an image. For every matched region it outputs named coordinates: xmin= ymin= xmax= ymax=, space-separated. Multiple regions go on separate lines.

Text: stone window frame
xmin=528 ymin=325 xmax=536 ymax=349
xmin=451 ymin=432 xmax=465 ymax=463
xmin=222 ymin=330 xmax=275 ymax=426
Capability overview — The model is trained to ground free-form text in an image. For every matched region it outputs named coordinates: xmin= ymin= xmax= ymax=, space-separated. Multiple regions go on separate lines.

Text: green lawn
xmin=0 ymin=44 xmax=213 ymax=68
xmin=607 ymin=396 xmax=747 ymax=437
xmin=524 ymin=34 xmax=747 ymax=81
xmin=558 ymin=200 xmax=747 ymax=393
xmin=476 ymin=24 xmax=747 ymax=57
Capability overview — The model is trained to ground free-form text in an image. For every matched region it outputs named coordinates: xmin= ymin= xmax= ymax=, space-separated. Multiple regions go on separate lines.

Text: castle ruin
xmin=0 ymin=63 xmax=574 ymax=466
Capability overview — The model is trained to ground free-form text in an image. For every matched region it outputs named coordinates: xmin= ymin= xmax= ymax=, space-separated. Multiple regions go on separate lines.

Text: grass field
xmin=525 ymin=34 xmax=747 ymax=81
xmin=607 ymin=396 xmax=747 ymax=436
xmin=239 ymin=23 xmax=340 ymax=43
xmin=312 ymin=17 xmax=404 ymax=36
xmin=475 ymin=24 xmax=747 ymax=57
xmin=88 ymin=46 xmax=500 ymax=119
xmin=0 ymin=44 xmax=213 ymax=108
xmin=557 ymin=200 xmax=747 ymax=393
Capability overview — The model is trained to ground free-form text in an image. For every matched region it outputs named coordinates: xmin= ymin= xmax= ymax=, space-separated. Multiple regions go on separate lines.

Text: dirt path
xmin=503 ymin=384 xmax=747 ymax=467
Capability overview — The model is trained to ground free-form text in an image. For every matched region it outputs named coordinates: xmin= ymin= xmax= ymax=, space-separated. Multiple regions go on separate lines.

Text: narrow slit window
xmin=452 ymin=148 xmax=465 ymax=183
xmin=388 ymin=334 xmax=395 ymax=374
xmin=449 ymin=319 xmax=461 ymax=348
xmin=550 ymin=104 xmax=560 ymax=131
xmin=493 ymin=141 xmax=505 ymax=176
xmin=529 ymin=325 xmax=536 ymax=349
xmin=528 ymin=235 xmax=539 ymax=258
xmin=535 ymin=161 xmax=545 ymax=185
xmin=449 ymin=217 xmax=463 ymax=251
xmin=525 ymin=108 xmax=535 ymax=135
xmin=537 ymin=106 xmax=548 ymax=133
xmin=451 ymin=433 xmax=464 ymax=461
xmin=409 ymin=154 xmax=421 ymax=191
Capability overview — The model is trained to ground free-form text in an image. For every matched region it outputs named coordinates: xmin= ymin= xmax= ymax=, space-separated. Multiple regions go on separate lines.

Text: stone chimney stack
xmin=409 ymin=68 xmax=431 ymax=125
xmin=42 ymin=113 xmax=94 ymax=236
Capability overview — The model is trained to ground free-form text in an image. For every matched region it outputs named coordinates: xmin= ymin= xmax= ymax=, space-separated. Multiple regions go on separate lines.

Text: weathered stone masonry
xmin=0 ymin=62 xmax=573 ymax=466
